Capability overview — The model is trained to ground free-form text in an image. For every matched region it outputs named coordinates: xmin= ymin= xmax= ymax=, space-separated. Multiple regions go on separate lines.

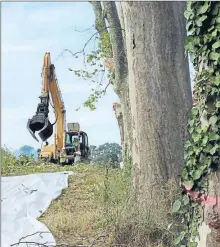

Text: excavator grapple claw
xmin=27 ymin=94 xmax=53 ymax=142
xmin=27 ymin=114 xmax=53 ymax=142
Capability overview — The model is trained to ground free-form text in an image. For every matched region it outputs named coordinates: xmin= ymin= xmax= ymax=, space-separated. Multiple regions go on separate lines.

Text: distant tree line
xmin=13 ymin=143 xmax=122 ymax=168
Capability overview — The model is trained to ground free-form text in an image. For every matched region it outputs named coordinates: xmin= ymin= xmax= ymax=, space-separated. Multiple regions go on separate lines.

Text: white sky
xmin=1 ymin=2 xmax=194 ymax=152
xmin=2 ymin=2 xmax=120 ymax=151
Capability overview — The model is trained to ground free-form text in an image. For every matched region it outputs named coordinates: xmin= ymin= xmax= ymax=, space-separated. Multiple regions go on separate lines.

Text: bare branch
xmin=74 ymin=25 xmax=95 ymax=33
xmin=10 ymin=231 xmax=52 ymax=247
xmin=52 ymin=30 xmax=99 ymax=63
xmin=11 ymin=241 xmax=50 ymax=247
xmin=103 ymin=81 xmax=111 ymax=95
xmin=53 ymin=26 xmax=123 ymax=64
xmin=10 ymin=231 xmax=111 ymax=247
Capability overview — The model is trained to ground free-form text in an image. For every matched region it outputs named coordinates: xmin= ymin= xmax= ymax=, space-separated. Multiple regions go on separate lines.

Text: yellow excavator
xmin=27 ymin=52 xmax=90 ymax=165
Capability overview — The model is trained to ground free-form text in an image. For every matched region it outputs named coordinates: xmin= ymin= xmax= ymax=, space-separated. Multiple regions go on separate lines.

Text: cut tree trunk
xmin=113 ymin=102 xmax=124 ymax=152
xmin=121 ymin=2 xmax=192 ymax=202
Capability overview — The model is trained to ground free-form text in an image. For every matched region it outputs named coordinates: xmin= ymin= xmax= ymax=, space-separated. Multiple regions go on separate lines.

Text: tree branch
xmin=10 ymin=231 xmax=110 ymax=247
xmin=90 ymin=2 xmax=108 ymax=39
xmin=103 ymin=81 xmax=111 ymax=95
xmin=74 ymin=24 xmax=95 ymax=33
xmin=102 ymin=2 xmax=128 ymax=88
xmin=53 ymin=26 xmax=123 ymax=64
xmin=52 ymin=30 xmax=99 ymax=63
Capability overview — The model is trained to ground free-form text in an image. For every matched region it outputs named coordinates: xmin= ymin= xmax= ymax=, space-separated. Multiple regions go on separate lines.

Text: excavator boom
xmin=27 ymin=53 xmax=54 ymax=142
xmin=26 ymin=52 xmax=90 ymax=165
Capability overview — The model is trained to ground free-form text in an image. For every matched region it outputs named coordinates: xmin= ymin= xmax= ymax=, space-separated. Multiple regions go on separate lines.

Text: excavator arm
xmin=27 ymin=52 xmax=66 ymax=150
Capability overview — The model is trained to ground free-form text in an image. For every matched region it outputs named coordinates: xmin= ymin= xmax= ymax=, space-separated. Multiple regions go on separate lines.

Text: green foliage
xmin=90 ymin=142 xmax=122 ymax=168
xmin=185 ymin=1 xmax=220 ymax=74
xmin=83 ymin=90 xmax=105 ymax=111
xmin=1 ymin=147 xmax=84 ymax=176
xmin=72 ymin=23 xmax=114 ymax=111
xmin=173 ymin=2 xmax=220 ymax=246
xmin=1 ymin=147 xmax=36 ymax=176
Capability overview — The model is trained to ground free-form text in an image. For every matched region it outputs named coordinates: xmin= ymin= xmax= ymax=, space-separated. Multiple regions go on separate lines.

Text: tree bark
xmin=113 ymin=103 xmax=124 ymax=149
xmin=102 ymin=2 xmax=133 ymax=161
xmin=91 ymin=2 xmax=133 ymax=165
xmin=121 ymin=2 xmax=192 ymax=201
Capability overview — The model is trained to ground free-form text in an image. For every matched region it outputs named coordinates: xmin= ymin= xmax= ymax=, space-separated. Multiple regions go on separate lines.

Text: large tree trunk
xmin=91 ymin=1 xmax=192 ymax=204
xmin=121 ymin=2 xmax=192 ymax=202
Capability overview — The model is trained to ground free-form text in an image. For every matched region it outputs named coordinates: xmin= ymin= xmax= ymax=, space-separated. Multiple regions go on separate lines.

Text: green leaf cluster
xmin=185 ymin=2 xmax=220 ymax=74
xmin=83 ymin=90 xmax=105 ymax=111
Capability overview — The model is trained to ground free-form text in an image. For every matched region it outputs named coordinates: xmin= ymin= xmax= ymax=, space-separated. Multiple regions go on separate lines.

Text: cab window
xmin=65 ymin=133 xmax=71 ymax=145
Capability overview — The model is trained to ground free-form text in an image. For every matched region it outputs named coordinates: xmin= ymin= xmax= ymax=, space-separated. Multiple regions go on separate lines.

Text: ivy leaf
xmin=197 ymin=2 xmax=210 ymax=15
xmin=209 ymin=52 xmax=220 ymax=61
xmin=184 ymin=180 xmax=194 ymax=190
xmin=205 ymin=143 xmax=214 ymax=153
xmin=184 ymin=10 xmax=192 ymax=19
xmin=212 ymin=41 xmax=220 ymax=49
xmin=190 ymin=108 xmax=199 ymax=118
xmin=189 ymin=119 xmax=195 ymax=126
xmin=212 ymin=4 xmax=220 ymax=15
xmin=189 ymin=242 xmax=198 ymax=247
xmin=216 ymin=101 xmax=220 ymax=108
xmin=211 ymin=29 xmax=218 ymax=37
xmin=209 ymin=116 xmax=218 ymax=126
xmin=195 ymin=15 xmax=208 ymax=27
xmin=193 ymin=146 xmax=201 ymax=155
xmin=183 ymin=194 xmax=190 ymax=206
xmin=172 ymin=200 xmax=182 ymax=213
xmin=185 ymin=35 xmax=195 ymax=50
xmin=209 ymin=132 xmax=219 ymax=141
xmin=208 ymin=25 xmax=215 ymax=32
xmin=185 ymin=141 xmax=191 ymax=149
xmin=202 ymin=135 xmax=209 ymax=145
xmin=174 ymin=236 xmax=182 ymax=245
xmin=182 ymin=168 xmax=188 ymax=180
xmin=213 ymin=76 xmax=220 ymax=86
xmin=193 ymin=169 xmax=203 ymax=180
xmin=174 ymin=231 xmax=185 ymax=245
xmin=210 ymin=145 xmax=219 ymax=155
xmin=195 ymin=127 xmax=202 ymax=134
xmin=192 ymin=133 xmax=201 ymax=142
xmin=174 ymin=235 xmax=182 ymax=245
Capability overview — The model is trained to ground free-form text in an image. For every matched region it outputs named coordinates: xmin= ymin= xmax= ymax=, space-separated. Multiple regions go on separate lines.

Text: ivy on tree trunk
xmin=173 ymin=2 xmax=220 ymax=246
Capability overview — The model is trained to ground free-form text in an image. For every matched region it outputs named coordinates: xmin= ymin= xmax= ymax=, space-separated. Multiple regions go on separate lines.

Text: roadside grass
xmin=1 ymin=148 xmax=76 ymax=176
xmin=2 ymin=148 xmax=179 ymax=247
xmin=39 ymin=164 xmax=108 ymax=246
xmin=1 ymin=148 xmax=130 ymax=245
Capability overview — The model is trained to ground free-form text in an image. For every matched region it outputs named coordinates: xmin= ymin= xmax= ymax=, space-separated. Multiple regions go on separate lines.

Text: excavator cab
xmin=27 ymin=95 xmax=53 ymax=142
